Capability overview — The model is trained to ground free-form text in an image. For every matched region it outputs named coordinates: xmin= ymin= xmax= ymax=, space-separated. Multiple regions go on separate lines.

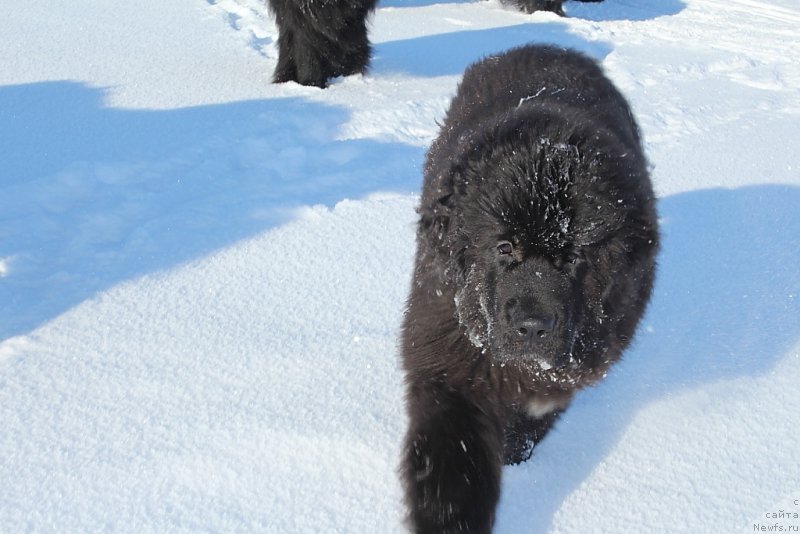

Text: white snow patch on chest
xmin=526 ymin=398 xmax=562 ymax=419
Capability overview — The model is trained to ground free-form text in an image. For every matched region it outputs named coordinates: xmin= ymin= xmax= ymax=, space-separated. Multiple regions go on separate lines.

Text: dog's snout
xmin=515 ymin=314 xmax=556 ymax=341
xmin=506 ymin=298 xmax=557 ymax=343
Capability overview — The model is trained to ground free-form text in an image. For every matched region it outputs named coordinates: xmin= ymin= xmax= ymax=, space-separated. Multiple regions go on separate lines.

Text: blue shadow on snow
xmin=378 ymin=0 xmax=684 ymax=20
xmin=565 ymin=0 xmax=685 ymax=21
xmin=373 ymin=22 xmax=613 ymax=78
xmin=0 ymin=81 xmax=423 ymax=340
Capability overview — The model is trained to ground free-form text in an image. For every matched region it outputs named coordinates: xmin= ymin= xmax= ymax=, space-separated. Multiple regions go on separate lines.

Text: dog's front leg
xmin=402 ymin=383 xmax=504 ymax=534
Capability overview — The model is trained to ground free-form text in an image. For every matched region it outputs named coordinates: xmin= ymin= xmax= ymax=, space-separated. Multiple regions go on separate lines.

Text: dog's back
xmin=452 ymin=46 xmax=640 ymax=146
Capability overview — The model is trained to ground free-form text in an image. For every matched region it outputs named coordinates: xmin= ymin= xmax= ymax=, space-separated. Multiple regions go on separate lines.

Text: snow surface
xmin=1 ymin=0 xmax=799 ymax=532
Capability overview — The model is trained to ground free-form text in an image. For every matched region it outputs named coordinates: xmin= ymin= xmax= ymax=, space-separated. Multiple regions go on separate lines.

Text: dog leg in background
xmin=501 ymin=0 xmax=605 ymax=16
xmin=267 ymin=0 xmax=376 ymax=88
xmin=402 ymin=383 xmax=503 ymax=534
xmin=501 ymin=0 xmax=565 ymax=15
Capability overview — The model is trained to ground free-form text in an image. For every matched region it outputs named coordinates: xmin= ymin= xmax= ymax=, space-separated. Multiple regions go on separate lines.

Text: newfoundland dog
xmin=400 ymin=45 xmax=659 ymax=533
xmin=267 ymin=0 xmax=378 ymax=88
xmin=266 ymin=0 xmax=604 ymax=87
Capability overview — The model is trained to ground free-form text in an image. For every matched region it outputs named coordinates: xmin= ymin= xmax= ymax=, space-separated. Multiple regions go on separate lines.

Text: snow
xmin=1 ymin=0 xmax=799 ymax=532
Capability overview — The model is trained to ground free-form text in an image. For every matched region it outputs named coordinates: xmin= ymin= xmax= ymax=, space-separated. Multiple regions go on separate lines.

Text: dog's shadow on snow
xmin=379 ymin=0 xmax=684 ymax=21
xmin=373 ymin=22 xmax=613 ymax=78
xmin=495 ymin=185 xmax=800 ymax=533
xmin=0 ymin=81 xmax=422 ymax=340
xmin=381 ymin=0 xmax=464 ymax=6
xmin=564 ymin=0 xmax=685 ymax=21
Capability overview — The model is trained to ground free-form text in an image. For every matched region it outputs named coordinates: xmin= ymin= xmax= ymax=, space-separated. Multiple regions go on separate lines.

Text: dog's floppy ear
xmin=419 ymin=155 xmax=458 ymax=215
xmin=436 ymin=193 xmax=455 ymax=210
xmin=418 ymin=190 xmax=454 ymax=233
xmin=416 ymin=170 xmax=462 ymax=266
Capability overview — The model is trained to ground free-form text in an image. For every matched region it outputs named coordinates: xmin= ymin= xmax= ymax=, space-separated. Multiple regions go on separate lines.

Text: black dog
xmin=400 ymin=45 xmax=659 ymax=533
xmin=267 ymin=0 xmax=377 ymax=88
xmin=267 ymin=0 xmax=604 ymax=87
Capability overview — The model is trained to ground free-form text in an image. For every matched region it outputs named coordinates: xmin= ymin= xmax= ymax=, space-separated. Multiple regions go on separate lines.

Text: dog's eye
xmin=563 ymin=250 xmax=584 ymax=266
xmin=497 ymin=242 xmax=514 ymax=256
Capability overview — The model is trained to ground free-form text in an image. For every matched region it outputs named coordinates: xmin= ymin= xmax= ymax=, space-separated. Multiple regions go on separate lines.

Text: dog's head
xmin=427 ymin=120 xmax=658 ymax=379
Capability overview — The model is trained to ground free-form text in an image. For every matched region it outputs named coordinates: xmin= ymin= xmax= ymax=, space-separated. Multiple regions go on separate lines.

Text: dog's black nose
xmin=515 ymin=314 xmax=556 ymax=341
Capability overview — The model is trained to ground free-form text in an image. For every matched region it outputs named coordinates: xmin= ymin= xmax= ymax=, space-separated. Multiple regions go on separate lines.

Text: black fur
xmin=503 ymin=0 xmax=604 ymax=16
xmin=400 ymin=45 xmax=659 ymax=533
xmin=267 ymin=0 xmax=377 ymax=87
xmin=266 ymin=0 xmax=606 ymax=87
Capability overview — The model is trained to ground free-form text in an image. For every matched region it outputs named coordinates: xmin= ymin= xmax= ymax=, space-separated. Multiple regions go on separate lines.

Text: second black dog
xmin=266 ymin=0 xmax=605 ymax=87
xmin=267 ymin=0 xmax=377 ymax=88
